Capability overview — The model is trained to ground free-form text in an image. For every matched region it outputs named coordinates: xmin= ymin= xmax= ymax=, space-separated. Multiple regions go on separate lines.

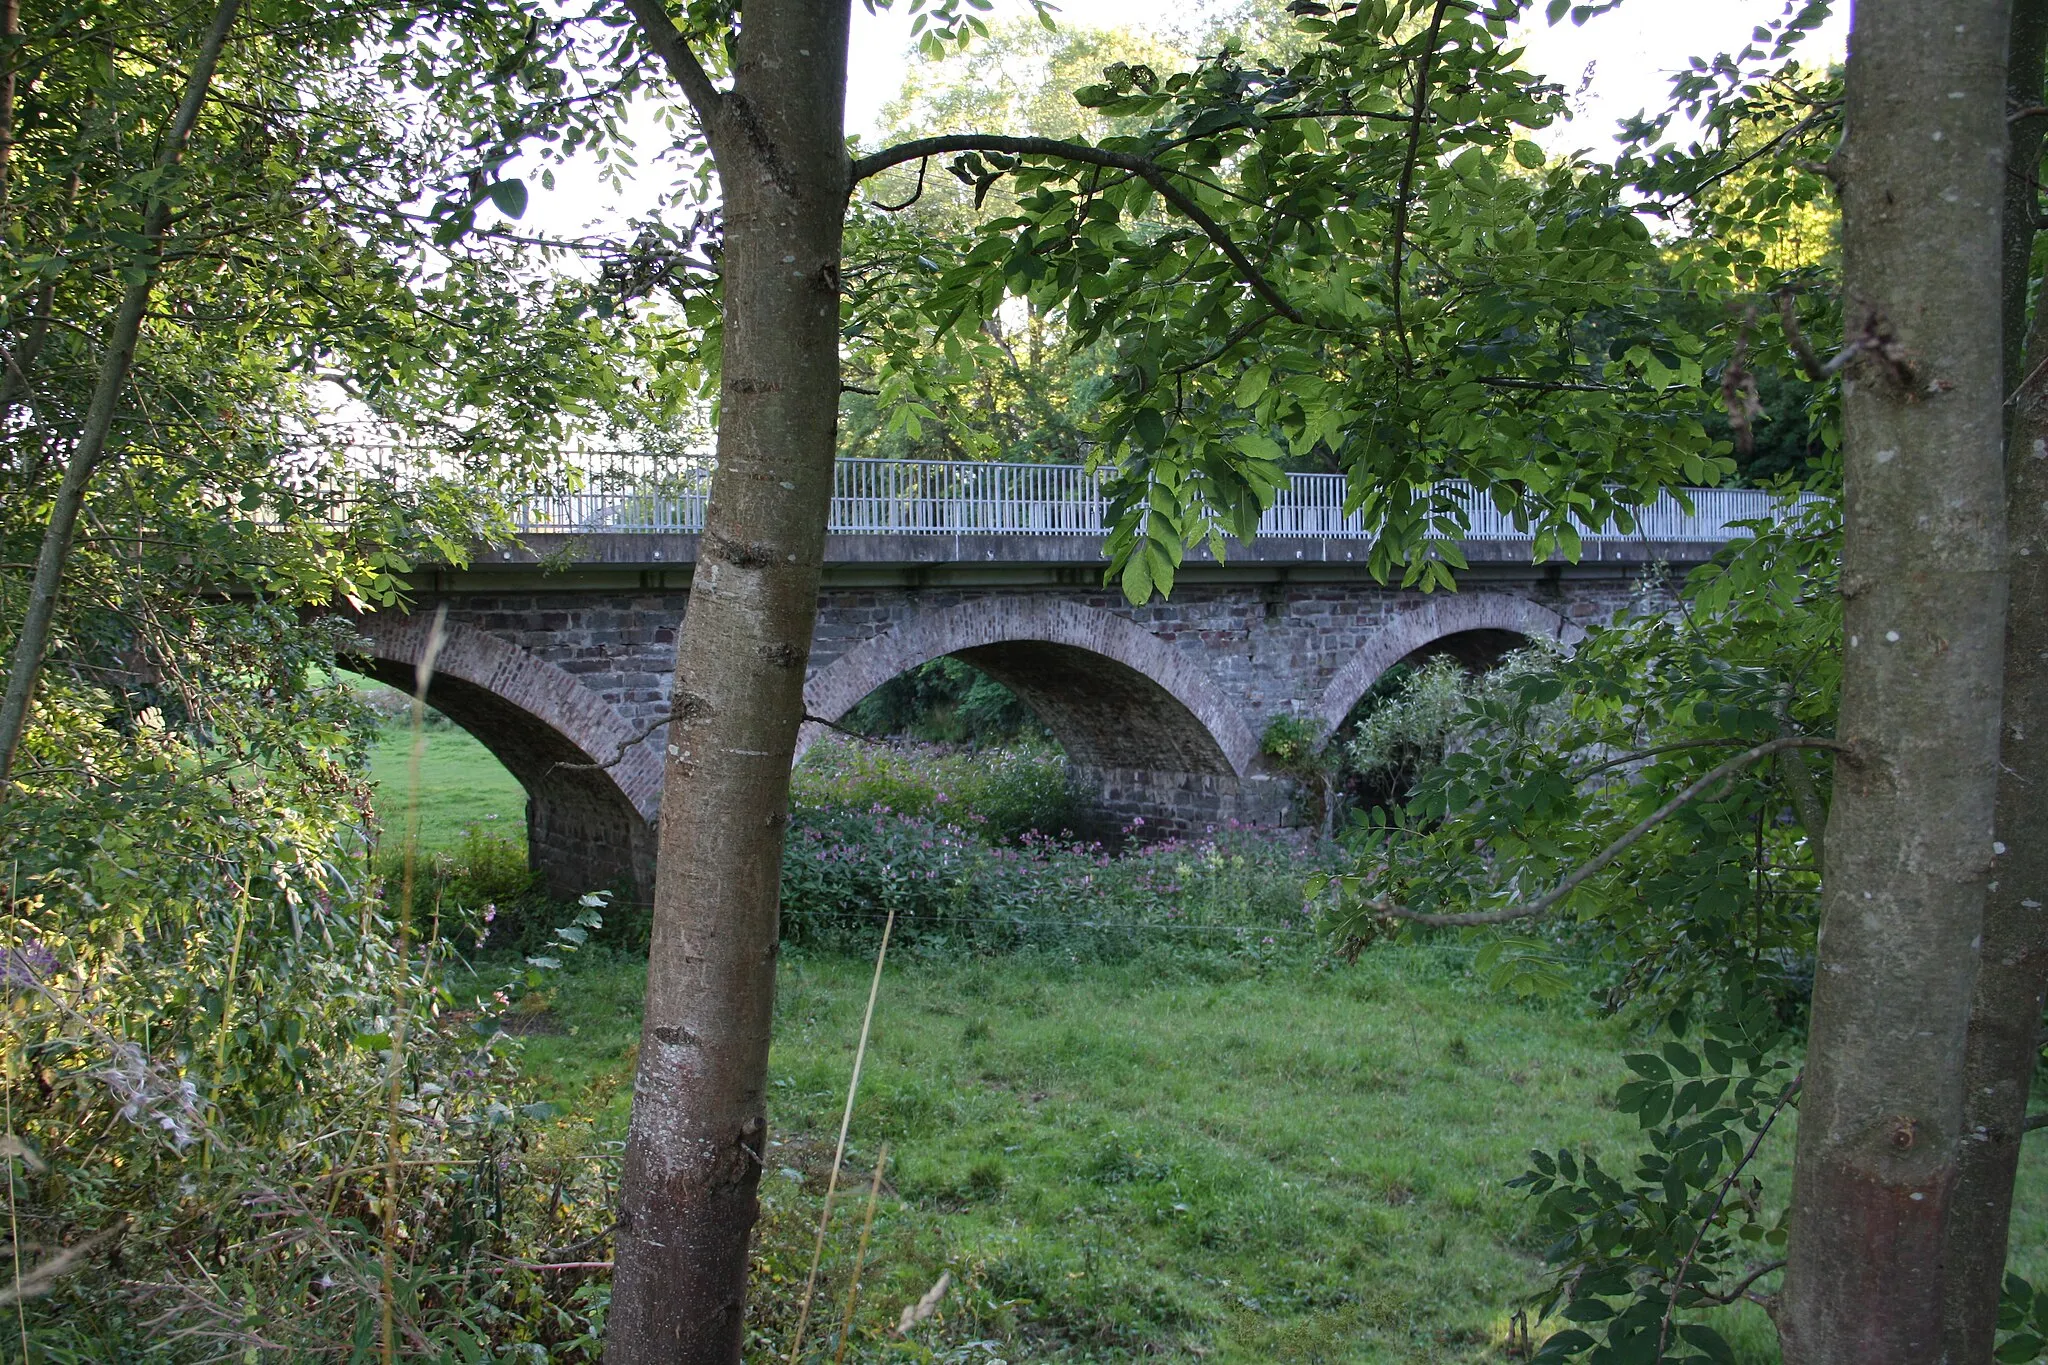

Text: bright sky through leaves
xmin=520 ymin=2 xmax=1848 ymax=245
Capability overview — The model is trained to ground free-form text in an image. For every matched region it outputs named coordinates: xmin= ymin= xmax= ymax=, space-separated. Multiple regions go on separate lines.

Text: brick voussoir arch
xmin=802 ymin=597 xmax=1262 ymax=778
xmin=1316 ymin=592 xmax=1586 ymax=739
xmin=350 ymin=615 xmax=663 ymax=822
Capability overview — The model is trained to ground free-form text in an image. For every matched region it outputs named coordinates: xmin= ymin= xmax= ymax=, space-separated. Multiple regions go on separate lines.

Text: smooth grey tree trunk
xmin=1943 ymin=3 xmax=2048 ymax=1351
xmin=0 ymin=0 xmax=242 ymax=789
xmin=1780 ymin=2 xmax=2012 ymax=1359
xmin=602 ymin=2 xmax=850 ymax=1361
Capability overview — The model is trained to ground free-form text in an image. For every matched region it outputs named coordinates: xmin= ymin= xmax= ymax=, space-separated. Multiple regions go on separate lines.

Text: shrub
xmin=839 ymin=657 xmax=1047 ymax=745
xmin=781 ymin=736 xmax=1340 ymax=964
xmin=792 ymin=734 xmax=1075 ymax=843
xmin=3 ymin=613 xmax=618 ymax=1359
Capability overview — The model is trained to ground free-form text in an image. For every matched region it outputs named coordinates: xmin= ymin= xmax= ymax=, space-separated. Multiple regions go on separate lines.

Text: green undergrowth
xmin=356 ymin=712 xmax=2048 ymax=1362
xmin=792 ymin=734 xmax=1076 ymax=843
xmin=506 ymin=939 xmax=2048 ymax=1364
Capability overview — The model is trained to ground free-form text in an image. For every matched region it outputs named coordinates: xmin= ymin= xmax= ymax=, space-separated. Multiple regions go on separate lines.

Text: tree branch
xmin=618 ymin=0 xmax=723 ymax=134
xmin=1570 ymin=736 xmax=1760 ymax=781
xmin=2026 ymin=1111 xmax=2048 ymax=1133
xmin=1366 ymin=737 xmax=1847 ymax=928
xmin=868 ymin=155 xmax=930 ymax=212
xmin=1776 ymin=687 xmax=1830 ymax=867
xmin=1388 ymin=0 xmax=1453 ymax=371
xmin=1778 ymin=287 xmax=1829 ymax=382
xmin=849 ymin=135 xmax=1306 ymax=325
xmin=1672 ymin=106 xmax=1840 ymax=207
xmin=1656 ymin=1078 xmax=1799 ymax=1356
xmin=1474 ymin=375 xmax=1619 ymax=394
xmin=1165 ymin=307 xmax=1276 ymax=378
xmin=1689 ymin=1258 xmax=1789 ymax=1308
xmin=546 ymin=712 xmax=668 ymax=775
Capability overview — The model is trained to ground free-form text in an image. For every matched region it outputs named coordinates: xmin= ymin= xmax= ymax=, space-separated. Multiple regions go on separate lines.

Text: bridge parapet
xmin=507 ymin=456 xmax=1799 ymax=544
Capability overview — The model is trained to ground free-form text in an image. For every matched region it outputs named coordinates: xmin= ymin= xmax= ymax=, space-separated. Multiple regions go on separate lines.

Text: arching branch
xmin=850 ymin=134 xmax=1306 ymax=326
xmin=618 ymin=0 xmax=723 ymax=133
xmin=1364 ymin=736 xmax=1848 ymax=928
xmin=869 ymin=155 xmax=930 ymax=212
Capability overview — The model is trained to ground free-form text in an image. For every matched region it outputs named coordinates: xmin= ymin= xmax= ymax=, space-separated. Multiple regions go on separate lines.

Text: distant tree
xmin=842 ymin=18 xmax=1177 ymax=465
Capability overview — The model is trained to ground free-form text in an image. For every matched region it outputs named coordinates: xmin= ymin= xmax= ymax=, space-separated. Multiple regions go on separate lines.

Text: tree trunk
xmin=0 ymin=0 xmax=242 ymax=790
xmin=1945 ymin=236 xmax=2048 ymax=1365
xmin=1943 ymin=3 xmax=2048 ymax=1351
xmin=602 ymin=3 xmax=850 ymax=1361
xmin=1779 ymin=3 xmax=2013 ymax=1360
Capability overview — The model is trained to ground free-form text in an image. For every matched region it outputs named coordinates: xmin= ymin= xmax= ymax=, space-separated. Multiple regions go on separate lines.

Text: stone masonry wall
xmin=357 ymin=560 xmax=1670 ymax=895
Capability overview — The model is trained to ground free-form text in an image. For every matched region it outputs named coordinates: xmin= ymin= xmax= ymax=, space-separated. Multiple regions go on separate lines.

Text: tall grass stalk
xmin=202 ymin=875 xmax=251 ymax=1174
xmin=787 ymin=907 xmax=896 ymax=1364
xmin=382 ymin=606 xmax=447 ymax=1365
xmin=832 ymin=1142 xmax=889 ymax=1365
xmin=6 ymin=862 xmax=28 ymax=1361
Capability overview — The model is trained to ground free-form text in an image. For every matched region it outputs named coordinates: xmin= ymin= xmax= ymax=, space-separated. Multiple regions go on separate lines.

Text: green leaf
xmin=1662 ymin=1041 xmax=1702 ymax=1077
xmin=1679 ymin=1323 xmax=1737 ymax=1364
xmin=1533 ymin=1328 xmax=1595 ymax=1360
xmin=485 ymin=178 xmax=528 ymax=220
xmin=1231 ymin=431 xmax=1283 ymax=464
xmin=1120 ymin=550 xmax=1154 ymax=605
xmin=1513 ymin=140 xmax=1546 ymax=169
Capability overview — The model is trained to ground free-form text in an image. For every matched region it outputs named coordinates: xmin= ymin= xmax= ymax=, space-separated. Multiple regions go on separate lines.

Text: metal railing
xmin=510 ymin=457 xmax=1802 ymax=543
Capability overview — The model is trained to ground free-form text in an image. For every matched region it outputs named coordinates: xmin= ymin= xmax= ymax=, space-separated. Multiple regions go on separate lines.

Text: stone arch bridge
xmin=345 ymin=461 xmax=1769 ymax=899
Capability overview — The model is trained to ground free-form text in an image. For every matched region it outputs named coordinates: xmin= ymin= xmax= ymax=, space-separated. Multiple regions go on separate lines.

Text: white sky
xmin=522 ymin=1 xmax=1848 ymax=238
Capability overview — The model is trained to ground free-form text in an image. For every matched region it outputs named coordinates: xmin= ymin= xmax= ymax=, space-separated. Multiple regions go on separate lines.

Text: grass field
xmin=362 ymin=715 xmax=2048 ymax=1361
xmin=515 ymin=944 xmax=2048 ymax=1363
xmin=364 ymin=719 xmax=528 ymax=850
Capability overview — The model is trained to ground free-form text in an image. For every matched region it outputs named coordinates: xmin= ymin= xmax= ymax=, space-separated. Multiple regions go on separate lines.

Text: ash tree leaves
xmin=856 ymin=0 xmax=1732 ymax=603
xmin=1315 ymin=493 xmax=1840 ymax=1001
xmin=1999 ymin=1276 xmax=2048 ymax=1364
xmin=1512 ymin=995 xmax=1798 ymax=1365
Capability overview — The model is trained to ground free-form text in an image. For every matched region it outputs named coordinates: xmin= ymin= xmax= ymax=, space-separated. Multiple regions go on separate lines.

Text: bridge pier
xmin=1073 ymin=765 xmax=1295 ymax=839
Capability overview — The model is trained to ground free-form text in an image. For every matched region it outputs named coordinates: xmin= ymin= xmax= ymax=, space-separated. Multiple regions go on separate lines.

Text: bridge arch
xmin=1316 ymin=592 xmax=1585 ymax=738
xmin=346 ymin=616 xmax=659 ymax=898
xmin=805 ymin=598 xmax=1260 ymax=776
xmin=803 ymin=598 xmax=1278 ymax=832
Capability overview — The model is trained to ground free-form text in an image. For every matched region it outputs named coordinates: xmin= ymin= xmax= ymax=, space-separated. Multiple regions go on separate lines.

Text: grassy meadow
xmin=357 ymin=723 xmax=2048 ymax=1363
xmin=364 ymin=713 xmax=527 ymax=850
